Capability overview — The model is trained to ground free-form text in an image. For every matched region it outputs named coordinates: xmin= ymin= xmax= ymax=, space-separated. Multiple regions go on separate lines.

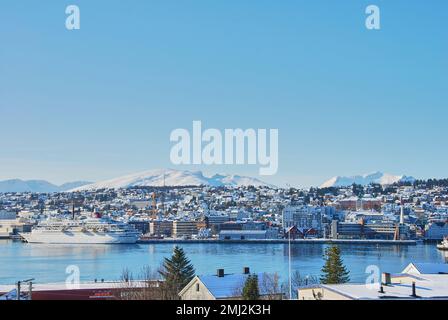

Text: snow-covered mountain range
xmin=0 ymin=170 xmax=417 ymax=192
xmin=320 ymin=172 xmax=416 ymax=188
xmin=0 ymin=179 xmax=91 ymax=193
xmin=71 ymin=169 xmax=275 ymax=191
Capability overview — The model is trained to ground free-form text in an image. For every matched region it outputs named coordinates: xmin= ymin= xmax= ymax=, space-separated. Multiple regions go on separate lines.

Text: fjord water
xmin=0 ymin=241 xmax=446 ymax=285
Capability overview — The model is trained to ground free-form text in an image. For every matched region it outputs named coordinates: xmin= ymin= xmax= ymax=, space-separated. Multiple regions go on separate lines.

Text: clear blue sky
xmin=1 ymin=0 xmax=447 ymax=187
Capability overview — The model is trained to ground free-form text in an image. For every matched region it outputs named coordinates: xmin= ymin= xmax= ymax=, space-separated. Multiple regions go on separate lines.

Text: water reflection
xmin=438 ymin=250 xmax=448 ymax=262
xmin=0 ymin=241 xmax=444 ymax=285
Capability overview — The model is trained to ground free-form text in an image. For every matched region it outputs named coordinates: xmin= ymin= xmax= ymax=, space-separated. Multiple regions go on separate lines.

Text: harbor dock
xmin=137 ymin=238 xmax=417 ymax=245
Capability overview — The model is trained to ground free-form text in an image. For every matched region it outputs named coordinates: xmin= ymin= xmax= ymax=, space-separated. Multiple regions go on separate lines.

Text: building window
xmin=196 ymin=283 xmax=200 ymax=292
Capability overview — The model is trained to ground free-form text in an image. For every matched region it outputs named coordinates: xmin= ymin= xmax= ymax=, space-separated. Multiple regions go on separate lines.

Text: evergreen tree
xmin=352 ymin=183 xmax=364 ymax=197
xmin=320 ymin=245 xmax=350 ymax=284
xmin=159 ymin=246 xmax=195 ymax=299
xmin=242 ymin=274 xmax=260 ymax=300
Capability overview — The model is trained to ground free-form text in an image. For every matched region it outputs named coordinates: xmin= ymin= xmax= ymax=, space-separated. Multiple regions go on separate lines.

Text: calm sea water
xmin=0 ymin=240 xmax=446 ymax=285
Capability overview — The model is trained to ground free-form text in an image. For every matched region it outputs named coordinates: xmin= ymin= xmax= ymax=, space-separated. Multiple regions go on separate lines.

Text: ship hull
xmin=20 ymin=231 xmax=139 ymax=244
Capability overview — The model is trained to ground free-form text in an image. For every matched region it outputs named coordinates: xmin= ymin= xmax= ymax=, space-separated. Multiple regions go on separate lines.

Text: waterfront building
xmin=128 ymin=220 xmax=150 ymax=234
xmin=172 ymin=220 xmax=199 ymax=239
xmin=282 ymin=206 xmax=322 ymax=237
xmin=218 ymin=229 xmax=279 ymax=240
xmin=215 ymin=221 xmax=267 ymax=231
xmin=330 ymin=220 xmax=409 ymax=240
xmin=149 ymin=220 xmax=173 ymax=237
xmin=0 ymin=211 xmax=32 ymax=239
xmin=330 ymin=220 xmax=361 ymax=239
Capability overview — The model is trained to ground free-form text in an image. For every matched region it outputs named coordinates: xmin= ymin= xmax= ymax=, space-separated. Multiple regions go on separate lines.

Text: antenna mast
xmin=162 ymin=171 xmax=166 ymax=216
xmin=151 ymin=192 xmax=157 ymax=220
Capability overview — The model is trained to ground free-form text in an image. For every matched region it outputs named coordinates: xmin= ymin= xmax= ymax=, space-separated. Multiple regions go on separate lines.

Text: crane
xmin=151 ymin=192 xmax=157 ymax=220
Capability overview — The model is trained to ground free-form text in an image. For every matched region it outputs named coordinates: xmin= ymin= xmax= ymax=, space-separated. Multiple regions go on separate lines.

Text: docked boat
xmin=20 ymin=216 xmax=141 ymax=244
xmin=437 ymin=237 xmax=448 ymax=251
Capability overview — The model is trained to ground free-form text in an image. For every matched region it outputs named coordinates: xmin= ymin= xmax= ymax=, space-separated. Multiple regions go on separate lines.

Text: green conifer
xmin=242 ymin=274 xmax=260 ymax=300
xmin=320 ymin=245 xmax=350 ymax=284
xmin=159 ymin=246 xmax=195 ymax=299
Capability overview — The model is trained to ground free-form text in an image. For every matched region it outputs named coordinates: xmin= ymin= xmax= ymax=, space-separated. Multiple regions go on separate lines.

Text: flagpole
xmin=289 ymin=228 xmax=292 ymax=300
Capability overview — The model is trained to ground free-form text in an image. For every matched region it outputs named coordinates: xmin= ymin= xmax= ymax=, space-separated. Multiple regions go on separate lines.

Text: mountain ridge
xmin=71 ymin=169 xmax=275 ymax=191
xmin=0 ymin=179 xmax=91 ymax=193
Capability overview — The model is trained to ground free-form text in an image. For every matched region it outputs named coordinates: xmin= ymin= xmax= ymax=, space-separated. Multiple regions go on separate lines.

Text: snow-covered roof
xmin=402 ymin=263 xmax=448 ymax=275
xmin=192 ymin=273 xmax=271 ymax=299
xmin=0 ymin=280 xmax=150 ymax=294
xmin=304 ymin=274 xmax=448 ymax=300
xmin=199 ymin=274 xmax=246 ymax=298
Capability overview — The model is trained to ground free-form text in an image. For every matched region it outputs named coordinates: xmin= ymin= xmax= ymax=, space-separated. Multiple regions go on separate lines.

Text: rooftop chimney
xmin=217 ymin=269 xmax=225 ymax=278
xmin=411 ymin=282 xmax=418 ymax=298
xmin=383 ymin=273 xmax=392 ymax=286
xmin=243 ymin=267 xmax=250 ymax=275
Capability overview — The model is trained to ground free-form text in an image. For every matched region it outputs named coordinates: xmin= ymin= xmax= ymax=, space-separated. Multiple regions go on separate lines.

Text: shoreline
xmin=0 ymin=238 xmax=421 ymax=246
xmin=137 ymin=239 xmax=418 ymax=245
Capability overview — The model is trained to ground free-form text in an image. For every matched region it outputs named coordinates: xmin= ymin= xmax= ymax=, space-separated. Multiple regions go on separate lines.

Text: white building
xmin=0 ymin=211 xmax=25 ymax=238
xmin=282 ymin=206 xmax=322 ymax=233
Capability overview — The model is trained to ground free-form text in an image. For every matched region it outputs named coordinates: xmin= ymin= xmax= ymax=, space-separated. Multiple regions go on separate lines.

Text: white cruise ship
xmin=437 ymin=237 xmax=448 ymax=251
xmin=20 ymin=216 xmax=141 ymax=244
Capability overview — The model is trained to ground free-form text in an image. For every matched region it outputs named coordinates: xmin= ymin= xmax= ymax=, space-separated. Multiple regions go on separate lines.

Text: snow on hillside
xmin=71 ymin=169 xmax=274 ymax=191
xmin=320 ymin=172 xmax=416 ymax=188
xmin=58 ymin=181 xmax=92 ymax=191
xmin=0 ymin=179 xmax=59 ymax=193
xmin=0 ymin=179 xmax=91 ymax=193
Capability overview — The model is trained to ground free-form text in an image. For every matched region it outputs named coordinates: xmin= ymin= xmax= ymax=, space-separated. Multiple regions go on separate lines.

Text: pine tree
xmin=159 ymin=246 xmax=195 ymax=299
xmin=320 ymin=245 xmax=350 ymax=284
xmin=242 ymin=274 xmax=260 ymax=300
